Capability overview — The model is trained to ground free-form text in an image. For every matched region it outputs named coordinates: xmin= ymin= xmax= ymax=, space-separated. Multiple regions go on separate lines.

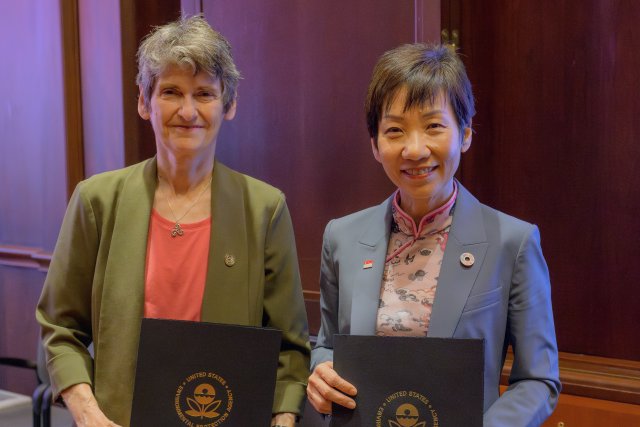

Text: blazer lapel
xmin=96 ymin=158 xmax=156 ymax=403
xmin=428 ymin=183 xmax=489 ymax=337
xmin=200 ymin=161 xmax=250 ymax=324
xmin=350 ymin=196 xmax=393 ymax=335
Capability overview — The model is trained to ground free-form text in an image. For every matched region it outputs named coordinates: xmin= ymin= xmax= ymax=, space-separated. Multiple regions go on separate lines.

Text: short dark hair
xmin=136 ymin=15 xmax=240 ymax=113
xmin=365 ymin=43 xmax=475 ymax=141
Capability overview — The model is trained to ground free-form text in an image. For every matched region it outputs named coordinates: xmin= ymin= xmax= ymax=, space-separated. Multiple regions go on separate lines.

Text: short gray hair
xmin=136 ymin=15 xmax=240 ymax=112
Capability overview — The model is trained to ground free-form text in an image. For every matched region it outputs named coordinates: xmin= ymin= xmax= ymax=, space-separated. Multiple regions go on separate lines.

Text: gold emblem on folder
xmin=376 ymin=390 xmax=437 ymax=427
xmin=175 ymin=371 xmax=234 ymax=426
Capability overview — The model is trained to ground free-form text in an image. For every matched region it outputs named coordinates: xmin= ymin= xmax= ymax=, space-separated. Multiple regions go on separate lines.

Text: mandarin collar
xmin=391 ymin=182 xmax=458 ymax=238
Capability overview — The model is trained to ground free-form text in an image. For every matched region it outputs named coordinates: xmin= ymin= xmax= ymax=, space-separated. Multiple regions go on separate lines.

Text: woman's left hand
xmin=271 ymin=412 xmax=296 ymax=426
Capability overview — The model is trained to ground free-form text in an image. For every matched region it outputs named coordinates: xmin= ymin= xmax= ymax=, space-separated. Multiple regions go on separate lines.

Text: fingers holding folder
xmin=307 ymin=361 xmax=357 ymax=414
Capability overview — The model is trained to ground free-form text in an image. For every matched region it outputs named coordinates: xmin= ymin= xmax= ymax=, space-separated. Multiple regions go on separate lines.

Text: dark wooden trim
xmin=502 ymin=351 xmax=640 ymax=405
xmin=304 ymin=290 xmax=321 ymax=337
xmin=181 ymin=0 xmax=203 ymax=16
xmin=119 ymin=0 xmax=141 ymax=167
xmin=413 ymin=0 xmax=441 ymax=44
xmin=60 ymin=0 xmax=85 ymax=199
xmin=303 ymin=289 xmax=320 ymax=301
xmin=120 ymin=0 xmax=182 ymax=166
xmin=414 ymin=0 xmax=424 ymax=43
xmin=0 ymin=245 xmax=52 ymax=271
xmin=440 ymin=0 xmax=461 ymax=48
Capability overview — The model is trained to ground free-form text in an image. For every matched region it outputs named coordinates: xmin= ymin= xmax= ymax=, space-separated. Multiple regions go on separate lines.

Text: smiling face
xmin=138 ymin=64 xmax=236 ymax=161
xmin=372 ymin=87 xmax=472 ymax=219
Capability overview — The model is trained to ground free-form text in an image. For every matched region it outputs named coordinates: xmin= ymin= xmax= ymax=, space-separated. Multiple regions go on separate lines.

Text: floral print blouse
xmin=375 ymin=184 xmax=457 ymax=336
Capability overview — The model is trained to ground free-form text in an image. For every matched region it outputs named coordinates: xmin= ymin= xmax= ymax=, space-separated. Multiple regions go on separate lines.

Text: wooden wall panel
xmin=458 ymin=1 xmax=640 ymax=360
xmin=0 ymin=0 xmax=68 ymax=250
xmin=121 ymin=0 xmax=182 ymax=166
xmin=497 ymin=385 xmax=640 ymax=427
xmin=61 ymin=0 xmax=85 ymax=196
xmin=0 ymin=0 xmax=68 ymax=395
xmin=0 ymin=267 xmax=45 ymax=395
xmin=0 ymin=0 xmax=183 ymax=396
xmin=79 ymin=0 xmax=125 ymax=176
xmin=201 ymin=0 xmax=441 ymax=332
xmin=543 ymin=393 xmax=640 ymax=427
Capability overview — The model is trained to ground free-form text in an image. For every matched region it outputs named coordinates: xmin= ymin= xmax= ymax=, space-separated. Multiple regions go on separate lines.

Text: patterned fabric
xmin=376 ymin=185 xmax=457 ymax=336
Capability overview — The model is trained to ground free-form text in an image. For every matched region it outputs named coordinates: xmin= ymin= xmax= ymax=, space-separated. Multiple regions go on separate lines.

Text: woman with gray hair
xmin=36 ymin=16 xmax=309 ymax=427
xmin=307 ymin=44 xmax=560 ymax=426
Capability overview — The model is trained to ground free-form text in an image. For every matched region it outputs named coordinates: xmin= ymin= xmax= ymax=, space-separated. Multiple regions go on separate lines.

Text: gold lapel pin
xmin=224 ymin=254 xmax=236 ymax=267
xmin=460 ymin=252 xmax=475 ymax=267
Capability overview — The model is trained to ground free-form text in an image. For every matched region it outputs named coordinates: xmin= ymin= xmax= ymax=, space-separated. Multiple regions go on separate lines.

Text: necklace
xmin=159 ymin=174 xmax=212 ymax=238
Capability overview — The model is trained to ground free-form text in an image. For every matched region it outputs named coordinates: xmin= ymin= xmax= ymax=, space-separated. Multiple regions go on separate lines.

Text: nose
xmin=178 ymin=95 xmax=197 ymax=121
xmin=402 ymin=132 xmax=431 ymax=160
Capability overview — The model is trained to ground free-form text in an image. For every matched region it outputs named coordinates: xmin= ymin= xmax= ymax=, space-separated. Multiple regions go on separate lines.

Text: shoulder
xmin=323 ymin=196 xmax=392 ymax=247
xmin=213 ymin=162 xmax=287 ymax=221
xmin=328 ymin=204 xmax=383 ymax=232
xmin=480 ymin=203 xmax=535 ymax=235
xmin=456 ymin=184 xmax=540 ymax=255
xmin=215 ymin=162 xmax=283 ymax=199
xmin=76 ymin=159 xmax=150 ymax=199
xmin=458 ymin=184 xmax=535 ymax=232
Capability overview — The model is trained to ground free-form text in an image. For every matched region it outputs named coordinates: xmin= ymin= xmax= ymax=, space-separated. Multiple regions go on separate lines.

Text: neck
xmin=399 ymin=182 xmax=455 ymax=224
xmin=156 ymin=148 xmax=215 ymax=194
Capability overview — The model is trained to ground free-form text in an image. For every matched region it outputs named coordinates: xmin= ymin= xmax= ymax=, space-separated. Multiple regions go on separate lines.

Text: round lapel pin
xmin=224 ymin=254 xmax=236 ymax=267
xmin=460 ymin=252 xmax=475 ymax=267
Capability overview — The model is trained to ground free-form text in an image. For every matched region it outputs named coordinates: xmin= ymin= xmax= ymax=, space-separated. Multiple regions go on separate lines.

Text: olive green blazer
xmin=36 ymin=158 xmax=310 ymax=426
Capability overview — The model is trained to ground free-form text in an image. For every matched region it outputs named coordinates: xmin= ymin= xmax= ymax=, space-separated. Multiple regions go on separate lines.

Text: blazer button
xmin=460 ymin=252 xmax=475 ymax=267
xmin=224 ymin=254 xmax=236 ymax=267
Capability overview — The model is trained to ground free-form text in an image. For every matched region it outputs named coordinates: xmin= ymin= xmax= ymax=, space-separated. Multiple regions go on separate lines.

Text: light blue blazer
xmin=312 ymin=183 xmax=561 ymax=427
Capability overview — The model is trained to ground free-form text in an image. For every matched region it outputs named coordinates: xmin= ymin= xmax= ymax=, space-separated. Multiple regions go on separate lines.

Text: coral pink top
xmin=376 ymin=184 xmax=457 ymax=336
xmin=144 ymin=209 xmax=211 ymax=321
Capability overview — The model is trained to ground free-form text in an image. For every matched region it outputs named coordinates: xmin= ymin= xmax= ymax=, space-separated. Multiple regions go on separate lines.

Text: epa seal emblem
xmin=175 ymin=371 xmax=234 ymax=426
xmin=376 ymin=390 xmax=439 ymax=427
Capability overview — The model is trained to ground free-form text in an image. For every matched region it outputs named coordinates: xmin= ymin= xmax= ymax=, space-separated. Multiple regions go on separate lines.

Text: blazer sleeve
xmin=484 ymin=225 xmax=561 ymax=427
xmin=262 ymin=193 xmax=311 ymax=415
xmin=311 ymin=220 xmax=339 ymax=370
xmin=35 ymin=182 xmax=97 ymax=399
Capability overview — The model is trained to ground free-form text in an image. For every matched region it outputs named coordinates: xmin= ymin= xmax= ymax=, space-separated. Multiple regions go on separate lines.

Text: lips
xmin=403 ymin=166 xmax=437 ymax=176
xmin=171 ymin=125 xmax=205 ymax=133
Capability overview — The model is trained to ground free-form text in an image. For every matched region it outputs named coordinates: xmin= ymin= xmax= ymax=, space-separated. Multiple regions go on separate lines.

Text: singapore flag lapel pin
xmin=363 ymin=259 xmax=374 ymax=269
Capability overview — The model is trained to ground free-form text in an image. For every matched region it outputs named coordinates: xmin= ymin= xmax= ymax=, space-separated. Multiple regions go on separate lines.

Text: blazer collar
xmin=447 ymin=182 xmax=487 ymax=246
xmin=99 ymin=158 xmax=253 ymax=335
xmin=357 ymin=183 xmax=486 ymax=247
xmin=350 ymin=182 xmax=489 ymax=337
xmin=428 ymin=182 xmax=489 ymax=337
xmin=101 ymin=158 xmax=156 ymax=322
xmin=350 ymin=195 xmax=394 ymax=334
xmin=96 ymin=158 xmax=156 ymax=403
xmin=357 ymin=195 xmax=394 ymax=247
xmin=200 ymin=160 xmax=251 ymax=324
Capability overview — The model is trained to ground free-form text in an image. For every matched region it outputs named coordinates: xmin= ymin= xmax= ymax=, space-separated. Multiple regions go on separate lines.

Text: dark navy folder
xmin=331 ymin=335 xmax=484 ymax=427
xmin=131 ymin=318 xmax=281 ymax=426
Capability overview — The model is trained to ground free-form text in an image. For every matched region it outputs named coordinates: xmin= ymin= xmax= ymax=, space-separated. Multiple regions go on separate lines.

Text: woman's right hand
xmin=61 ymin=383 xmax=123 ymax=427
xmin=306 ymin=361 xmax=357 ymax=414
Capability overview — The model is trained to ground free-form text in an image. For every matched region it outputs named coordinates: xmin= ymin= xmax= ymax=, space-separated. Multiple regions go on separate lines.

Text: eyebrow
xmin=157 ymin=83 xmax=219 ymax=92
xmin=194 ymin=86 xmax=218 ymax=93
xmin=382 ymin=110 xmax=447 ymax=120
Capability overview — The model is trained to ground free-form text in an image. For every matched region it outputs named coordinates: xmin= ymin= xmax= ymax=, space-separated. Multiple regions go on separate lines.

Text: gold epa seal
xmin=375 ymin=390 xmax=439 ymax=427
xmin=174 ymin=371 xmax=234 ymax=426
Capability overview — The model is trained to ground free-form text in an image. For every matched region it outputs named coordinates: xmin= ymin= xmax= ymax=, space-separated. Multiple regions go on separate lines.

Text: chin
xmin=404 ymin=184 xmax=447 ymax=200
